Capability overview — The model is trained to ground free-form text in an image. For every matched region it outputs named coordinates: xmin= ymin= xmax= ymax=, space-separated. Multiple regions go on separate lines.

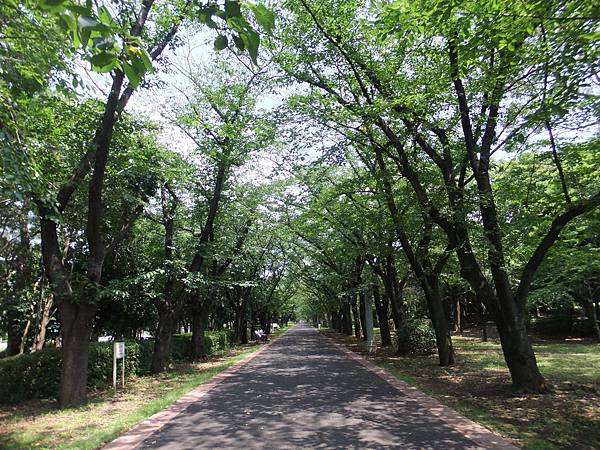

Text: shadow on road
xmin=138 ymin=324 xmax=479 ymax=449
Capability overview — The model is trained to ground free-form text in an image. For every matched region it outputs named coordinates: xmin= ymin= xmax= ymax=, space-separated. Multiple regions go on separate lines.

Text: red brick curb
xmin=102 ymin=328 xmax=292 ymax=450
xmin=320 ymin=332 xmax=520 ymax=450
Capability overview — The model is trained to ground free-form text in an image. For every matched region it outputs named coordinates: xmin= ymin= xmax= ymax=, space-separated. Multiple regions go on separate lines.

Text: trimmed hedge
xmin=0 ymin=330 xmax=235 ymax=403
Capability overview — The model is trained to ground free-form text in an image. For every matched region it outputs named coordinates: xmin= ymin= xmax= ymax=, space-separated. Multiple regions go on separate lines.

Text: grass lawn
xmin=323 ymin=329 xmax=599 ymax=450
xmin=0 ymin=326 xmax=291 ymax=450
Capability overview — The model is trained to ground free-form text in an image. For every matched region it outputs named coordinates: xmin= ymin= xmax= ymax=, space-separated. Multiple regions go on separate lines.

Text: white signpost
xmin=113 ymin=342 xmax=125 ymax=390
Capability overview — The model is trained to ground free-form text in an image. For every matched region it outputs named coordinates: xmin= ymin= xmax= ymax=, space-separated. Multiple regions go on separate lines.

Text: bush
xmin=0 ymin=348 xmax=61 ymax=403
xmin=171 ymin=330 xmax=236 ymax=361
xmin=0 ymin=330 xmax=237 ymax=403
xmin=529 ymin=315 xmax=596 ymax=337
xmin=529 ymin=315 xmax=573 ymax=335
xmin=395 ymin=319 xmax=437 ymax=355
xmin=0 ymin=341 xmax=151 ymax=403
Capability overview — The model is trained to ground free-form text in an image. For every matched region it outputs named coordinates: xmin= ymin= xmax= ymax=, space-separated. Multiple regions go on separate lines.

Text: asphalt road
xmin=137 ymin=323 xmax=481 ymax=449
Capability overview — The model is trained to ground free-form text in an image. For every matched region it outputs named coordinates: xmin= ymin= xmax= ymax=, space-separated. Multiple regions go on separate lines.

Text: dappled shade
xmin=137 ymin=325 xmax=482 ymax=449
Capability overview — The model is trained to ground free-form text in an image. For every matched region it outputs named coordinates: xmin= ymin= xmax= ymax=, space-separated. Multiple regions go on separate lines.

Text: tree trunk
xmin=359 ymin=293 xmax=368 ymax=341
xmin=151 ymin=305 xmax=174 ymax=373
xmin=372 ymin=283 xmax=392 ymax=346
xmin=352 ymin=299 xmax=362 ymax=339
xmin=342 ymin=303 xmax=353 ymax=335
xmin=5 ymin=322 xmax=23 ymax=356
xmin=32 ymin=293 xmax=54 ymax=352
xmin=239 ymin=294 xmax=249 ymax=344
xmin=424 ymin=275 xmax=455 ymax=366
xmin=19 ymin=319 xmax=31 ymax=354
xmin=454 ymin=296 xmax=462 ymax=332
xmin=191 ymin=301 xmax=209 ymax=359
xmin=57 ymin=298 xmax=96 ymax=407
xmin=496 ymin=304 xmax=549 ymax=393
xmin=584 ymin=299 xmax=600 ymax=341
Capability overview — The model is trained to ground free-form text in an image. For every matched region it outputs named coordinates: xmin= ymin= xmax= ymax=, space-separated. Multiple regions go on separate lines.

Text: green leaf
xmin=214 ymin=35 xmax=229 ymax=51
xmin=225 ymin=0 xmax=241 ymax=19
xmin=90 ymin=52 xmax=117 ymax=67
xmin=233 ymin=34 xmax=245 ymax=51
xmin=98 ymin=6 xmax=113 ymax=25
xmin=78 ymin=15 xmax=101 ymax=29
xmin=122 ymin=62 xmax=141 ymax=88
xmin=41 ymin=0 xmax=67 ymax=5
xmin=240 ymin=30 xmax=260 ymax=64
xmin=80 ymin=26 xmax=91 ymax=48
xmin=251 ymin=4 xmax=275 ymax=35
xmin=139 ymin=48 xmax=154 ymax=72
xmin=92 ymin=36 xmax=115 ymax=51
xmin=65 ymin=4 xmax=91 ymax=15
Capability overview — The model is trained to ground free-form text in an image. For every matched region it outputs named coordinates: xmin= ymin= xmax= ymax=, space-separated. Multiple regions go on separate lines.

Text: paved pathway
xmin=110 ymin=323 xmax=516 ymax=449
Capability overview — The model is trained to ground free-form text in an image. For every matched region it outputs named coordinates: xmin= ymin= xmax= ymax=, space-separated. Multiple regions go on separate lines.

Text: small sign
xmin=114 ymin=342 xmax=125 ymax=359
xmin=113 ymin=342 xmax=125 ymax=390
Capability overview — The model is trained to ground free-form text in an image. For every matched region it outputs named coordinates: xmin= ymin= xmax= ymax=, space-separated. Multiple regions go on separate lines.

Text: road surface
xmin=134 ymin=323 xmax=508 ymax=449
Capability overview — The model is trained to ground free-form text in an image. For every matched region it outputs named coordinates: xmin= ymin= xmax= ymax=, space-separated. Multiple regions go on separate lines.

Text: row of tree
xmin=1 ymin=0 xmax=598 ymax=409
xmin=0 ymin=0 xmax=293 ymax=408
xmin=272 ymin=0 xmax=599 ymax=394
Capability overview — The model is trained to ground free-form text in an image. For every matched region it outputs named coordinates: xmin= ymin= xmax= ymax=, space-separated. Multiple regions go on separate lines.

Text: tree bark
xmin=359 ymin=292 xmax=368 ymax=341
xmin=151 ymin=304 xmax=174 ymax=372
xmin=151 ymin=185 xmax=178 ymax=373
xmin=496 ymin=305 xmax=548 ymax=393
xmin=372 ymin=283 xmax=392 ymax=346
xmin=57 ymin=297 xmax=96 ymax=407
xmin=342 ymin=303 xmax=353 ymax=335
xmin=424 ymin=275 xmax=455 ymax=366
xmin=5 ymin=323 xmax=23 ymax=356
xmin=352 ymin=298 xmax=362 ymax=339
xmin=191 ymin=300 xmax=209 ymax=358
xmin=32 ymin=292 xmax=54 ymax=352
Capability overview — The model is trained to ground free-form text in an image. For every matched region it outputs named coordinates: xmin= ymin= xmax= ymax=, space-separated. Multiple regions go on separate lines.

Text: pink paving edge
xmin=320 ymin=332 xmax=520 ymax=450
xmin=101 ymin=327 xmax=293 ymax=450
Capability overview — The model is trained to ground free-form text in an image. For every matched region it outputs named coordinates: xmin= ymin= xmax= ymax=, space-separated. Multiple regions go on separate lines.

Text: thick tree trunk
xmin=151 ymin=305 xmax=174 ymax=373
xmin=191 ymin=301 xmax=209 ymax=359
xmin=342 ymin=303 xmax=353 ymax=335
xmin=57 ymin=298 xmax=96 ymax=407
xmin=372 ymin=283 xmax=392 ymax=347
xmin=496 ymin=303 xmax=549 ymax=393
xmin=424 ymin=276 xmax=455 ymax=366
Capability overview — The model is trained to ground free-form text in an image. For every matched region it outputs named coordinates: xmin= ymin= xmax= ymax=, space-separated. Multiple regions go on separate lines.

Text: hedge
xmin=0 ymin=330 xmax=236 ymax=403
xmin=529 ymin=315 xmax=595 ymax=336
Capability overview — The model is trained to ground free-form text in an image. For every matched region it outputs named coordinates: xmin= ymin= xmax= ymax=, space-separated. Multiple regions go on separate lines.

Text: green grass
xmin=0 ymin=331 xmax=295 ymax=450
xmin=452 ymin=335 xmax=600 ymax=385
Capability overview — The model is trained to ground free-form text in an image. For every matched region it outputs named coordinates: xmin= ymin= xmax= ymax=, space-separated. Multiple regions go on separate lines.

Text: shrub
xmin=0 ymin=348 xmax=61 ymax=403
xmin=395 ymin=319 xmax=437 ymax=355
xmin=0 ymin=330 xmax=236 ymax=403
xmin=171 ymin=330 xmax=236 ymax=361
xmin=0 ymin=341 xmax=149 ymax=403
xmin=529 ymin=315 xmax=596 ymax=337
xmin=529 ymin=315 xmax=574 ymax=335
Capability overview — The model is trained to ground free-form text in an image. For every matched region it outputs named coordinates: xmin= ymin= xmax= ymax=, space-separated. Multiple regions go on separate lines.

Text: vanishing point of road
xmin=106 ymin=323 xmax=517 ymax=449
